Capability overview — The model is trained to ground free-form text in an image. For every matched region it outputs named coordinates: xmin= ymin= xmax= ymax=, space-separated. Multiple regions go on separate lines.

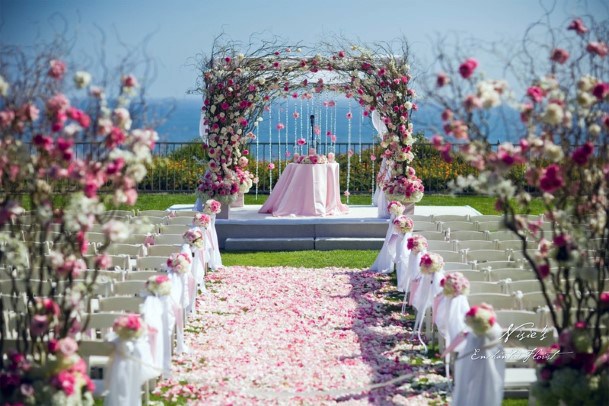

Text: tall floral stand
xmin=230 ymin=192 xmax=244 ymax=208
xmin=217 ymin=202 xmax=230 ymax=219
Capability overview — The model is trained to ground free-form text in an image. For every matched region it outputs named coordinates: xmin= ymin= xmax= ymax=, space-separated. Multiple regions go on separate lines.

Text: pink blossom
xmin=550 ymin=48 xmax=570 ymax=64
xmin=370 ymin=154 xmax=376 ymax=161
xmin=571 ymin=142 xmax=594 ymax=166
xmin=18 ymin=103 xmax=40 ymax=122
xmin=463 ymin=95 xmax=482 ymax=112
xmin=57 ymin=337 xmax=79 ymax=358
xmin=296 ymin=138 xmax=306 ymax=146
xmin=600 ymin=292 xmax=609 ymax=307
xmin=268 ymin=163 xmax=275 ymax=170
xmin=586 ymin=41 xmax=609 ymax=58
xmin=539 ymin=164 xmax=564 ymax=193
xmin=527 ymin=86 xmax=545 ymax=103
xmin=458 ymin=58 xmax=478 ymax=79
xmin=536 ymin=263 xmax=551 ymax=279
xmin=48 ymin=59 xmax=66 ymax=79
xmin=121 ymin=74 xmax=138 ymax=88
xmin=592 ymin=82 xmax=609 ymax=100
xmin=292 ymin=111 xmax=300 ymax=119
xmin=347 ymin=149 xmax=354 ymax=157
xmin=0 ymin=110 xmax=15 ymax=128
xmin=343 ymin=190 xmax=350 ymax=197
xmin=52 ymin=370 xmax=76 ymax=395
xmin=30 ymin=315 xmax=49 ymax=336
xmin=441 ymin=109 xmax=453 ymax=121
xmin=567 ymin=18 xmax=588 ymax=35
xmin=346 ymin=112 xmax=353 ymax=119
xmin=436 ymin=72 xmax=450 ymax=87
xmin=276 ymin=123 xmax=285 ymax=130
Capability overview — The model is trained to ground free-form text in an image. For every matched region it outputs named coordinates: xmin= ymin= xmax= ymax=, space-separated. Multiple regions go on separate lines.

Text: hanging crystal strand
xmin=285 ymin=98 xmax=289 ymax=167
xmin=277 ymin=108 xmax=282 ymax=175
xmin=358 ymin=108 xmax=363 ymax=163
xmin=268 ymin=104 xmax=273 ymax=192
xmin=333 ymin=100 xmax=338 ymax=152
xmin=255 ymin=119 xmax=260 ymax=200
xmin=371 ymin=122 xmax=376 ymax=205
xmin=299 ymin=96 xmax=304 ymax=151
xmin=324 ymin=98 xmax=328 ymax=154
xmin=306 ymin=96 xmax=311 ymax=153
xmin=346 ymin=102 xmax=352 ymax=204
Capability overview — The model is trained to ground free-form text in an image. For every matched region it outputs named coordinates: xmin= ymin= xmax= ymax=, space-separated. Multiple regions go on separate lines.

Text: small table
xmin=259 ymin=163 xmax=349 ymax=217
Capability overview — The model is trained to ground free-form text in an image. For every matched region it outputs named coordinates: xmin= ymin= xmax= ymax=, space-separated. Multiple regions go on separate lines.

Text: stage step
xmin=315 ymin=237 xmax=384 ymax=251
xmin=224 ymin=237 xmax=315 ymax=252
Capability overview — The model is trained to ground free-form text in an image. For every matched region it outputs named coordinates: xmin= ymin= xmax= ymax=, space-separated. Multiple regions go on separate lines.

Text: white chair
xmin=408 ymin=215 xmax=434 ymax=222
xmin=413 ymin=222 xmax=440 ymax=232
xmin=166 ymin=217 xmax=196 ymax=226
xmin=508 ymin=248 xmax=540 ymax=262
xmin=467 ymin=293 xmax=516 ymax=310
xmin=122 ymin=233 xmax=150 ymax=245
xmin=495 ymin=240 xmax=536 ymax=251
xmin=159 ymin=224 xmax=189 ymax=235
xmin=495 ymin=310 xmax=541 ymax=329
xmin=473 ymin=261 xmax=517 ymax=271
xmin=125 ymin=271 xmax=167 ymax=281
xmin=86 ymin=232 xmax=107 ymax=244
xmin=98 ymin=296 xmax=144 ymax=313
xmin=153 ymin=234 xmax=185 ymax=245
xmin=486 ymin=230 xmax=521 ymax=242
xmin=471 ymin=215 xmax=503 ymax=222
xmin=173 ymin=210 xmax=199 ymax=217
xmin=146 ymin=244 xmax=182 ymax=257
xmin=443 ymin=262 xmax=473 ymax=271
xmin=446 ymin=269 xmax=488 ymax=282
xmin=416 ymin=231 xmax=446 ymax=241
xmin=426 ymin=240 xmax=456 ymax=252
xmin=433 ymin=214 xmax=470 ymax=222
xmin=433 ymin=250 xmax=463 ymax=263
xmin=136 ymin=216 xmax=167 ymax=226
xmin=439 ymin=221 xmax=478 ymax=233
xmin=450 ymin=230 xmax=487 ymax=241
xmin=113 ymin=281 xmax=147 ymax=297
xmin=476 ymin=221 xmax=506 ymax=232
xmin=468 ymin=281 xmax=504 ymax=294
xmin=138 ymin=210 xmax=171 ymax=217
xmin=456 ymin=240 xmax=495 ymax=251
xmin=466 ymin=249 xmax=509 ymax=264
xmin=506 ymin=279 xmax=545 ymax=295
xmin=104 ymin=244 xmax=145 ymax=258
xmin=489 ymin=268 xmax=536 ymax=282
xmin=85 ymin=254 xmax=130 ymax=271
xmin=135 ymin=256 xmax=168 ymax=271
xmin=520 ymin=291 xmax=550 ymax=310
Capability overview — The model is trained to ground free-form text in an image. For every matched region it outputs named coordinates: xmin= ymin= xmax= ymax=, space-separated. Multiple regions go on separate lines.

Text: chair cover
xmin=142 ymin=295 xmax=175 ymax=378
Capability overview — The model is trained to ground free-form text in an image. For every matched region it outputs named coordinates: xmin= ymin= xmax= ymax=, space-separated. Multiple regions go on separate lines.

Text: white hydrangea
xmin=542 ymin=104 xmax=564 ymax=126
xmin=73 ymin=71 xmax=92 ymax=89
xmin=0 ymin=74 xmax=9 ymax=96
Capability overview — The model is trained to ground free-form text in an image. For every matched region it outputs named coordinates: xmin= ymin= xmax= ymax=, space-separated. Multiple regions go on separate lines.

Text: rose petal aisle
xmin=153 ymin=267 xmax=448 ymax=404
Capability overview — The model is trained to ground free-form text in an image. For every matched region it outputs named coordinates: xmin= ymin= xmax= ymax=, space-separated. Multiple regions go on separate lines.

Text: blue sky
xmin=1 ymin=0 xmax=607 ymax=99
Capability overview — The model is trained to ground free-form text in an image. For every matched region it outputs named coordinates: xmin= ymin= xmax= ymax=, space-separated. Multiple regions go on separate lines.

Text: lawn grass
xmin=128 ymin=192 xmax=544 ymax=215
xmin=222 ymin=249 xmax=378 ymax=269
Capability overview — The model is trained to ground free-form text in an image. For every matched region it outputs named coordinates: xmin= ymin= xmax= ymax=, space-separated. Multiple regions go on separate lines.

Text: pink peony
xmin=458 ymin=58 xmax=478 ymax=79
xmin=539 ymin=164 xmax=564 ymax=193
xmin=550 ymin=48 xmax=570 ymax=64
xmin=52 ymin=370 xmax=76 ymax=395
xmin=567 ymin=18 xmax=588 ymax=35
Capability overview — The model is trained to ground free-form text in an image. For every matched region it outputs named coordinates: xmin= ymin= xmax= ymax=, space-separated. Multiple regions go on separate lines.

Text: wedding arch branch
xmin=193 ymin=36 xmax=424 ymax=204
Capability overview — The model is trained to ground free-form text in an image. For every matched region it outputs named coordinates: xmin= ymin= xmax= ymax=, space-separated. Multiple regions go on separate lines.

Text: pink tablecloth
xmin=259 ymin=163 xmax=349 ymax=217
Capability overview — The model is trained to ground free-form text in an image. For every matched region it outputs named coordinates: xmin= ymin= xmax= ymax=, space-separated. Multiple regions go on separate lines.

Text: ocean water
xmin=153 ymin=97 xmax=515 ymax=144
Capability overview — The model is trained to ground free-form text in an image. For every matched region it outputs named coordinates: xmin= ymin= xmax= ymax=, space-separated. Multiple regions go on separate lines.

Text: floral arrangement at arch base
xmin=195 ymin=38 xmax=424 ymax=204
xmin=425 ymin=14 xmax=609 ymax=404
xmin=0 ymin=42 xmax=156 ymax=404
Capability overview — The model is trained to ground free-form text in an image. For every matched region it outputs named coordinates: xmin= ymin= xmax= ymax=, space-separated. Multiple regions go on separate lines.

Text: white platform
xmin=167 ymin=204 xmax=482 ymax=222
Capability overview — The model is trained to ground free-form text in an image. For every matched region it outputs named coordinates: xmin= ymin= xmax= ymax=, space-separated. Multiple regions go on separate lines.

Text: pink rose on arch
xmin=527 ymin=86 xmax=545 ymax=103
xmin=571 ymin=142 xmax=594 ymax=166
xmin=586 ymin=41 xmax=609 ymax=58
xmin=57 ymin=337 xmax=79 ymax=358
xmin=592 ymin=82 xmax=609 ymax=101
xmin=458 ymin=58 xmax=478 ymax=79
xmin=550 ymin=48 xmax=569 ymax=64
xmin=567 ymin=18 xmax=588 ymax=35
xmin=436 ymin=72 xmax=450 ymax=87
xmin=539 ymin=164 xmax=564 ymax=193
xmin=48 ymin=59 xmax=66 ymax=79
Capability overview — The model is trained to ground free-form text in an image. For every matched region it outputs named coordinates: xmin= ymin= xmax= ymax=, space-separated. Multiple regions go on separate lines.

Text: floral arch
xmin=194 ymin=39 xmax=425 ymax=205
